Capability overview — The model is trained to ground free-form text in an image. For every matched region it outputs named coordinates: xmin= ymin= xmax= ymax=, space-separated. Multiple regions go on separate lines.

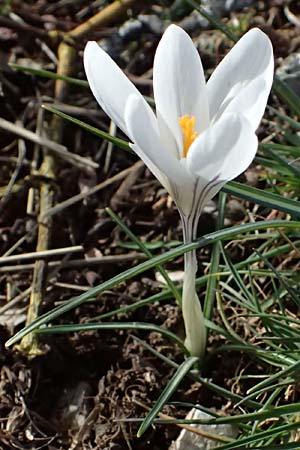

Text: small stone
xmin=179 ymin=10 xmax=210 ymax=32
xmin=138 ymin=14 xmax=164 ymax=35
xmin=224 ymin=0 xmax=255 ymax=11
xmin=99 ymin=35 xmax=123 ymax=62
xmin=169 ymin=408 xmax=238 ymax=450
xmin=118 ymin=19 xmax=143 ymax=42
xmin=155 ymin=270 xmax=184 ymax=285
xmin=203 ymin=200 xmax=217 ymax=215
xmin=225 ymin=199 xmax=246 ymax=221
xmin=0 ymin=27 xmax=17 ymax=43
xmin=202 ymin=0 xmax=255 ymax=16
xmin=276 ymin=52 xmax=300 ymax=96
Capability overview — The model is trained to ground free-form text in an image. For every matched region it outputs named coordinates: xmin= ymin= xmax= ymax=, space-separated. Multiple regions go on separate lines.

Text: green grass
xmin=7 ymin=5 xmax=300 ymax=447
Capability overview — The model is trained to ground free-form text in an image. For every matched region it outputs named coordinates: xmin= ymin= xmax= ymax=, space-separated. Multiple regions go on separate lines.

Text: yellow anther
xmin=178 ymin=115 xmax=199 ymax=157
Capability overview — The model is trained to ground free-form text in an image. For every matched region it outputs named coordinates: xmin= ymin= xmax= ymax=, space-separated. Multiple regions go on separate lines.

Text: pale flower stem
xmin=180 ymin=213 xmax=207 ymax=359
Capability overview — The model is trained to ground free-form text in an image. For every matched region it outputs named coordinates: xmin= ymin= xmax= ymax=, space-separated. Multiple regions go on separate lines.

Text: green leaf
xmin=246 ymin=359 xmax=300 ymax=396
xmin=10 ymin=63 xmax=89 ymax=87
xmin=6 ymin=220 xmax=299 ymax=347
xmin=260 ymin=142 xmax=300 ymax=158
xmin=186 ymin=0 xmax=300 ymax=117
xmin=222 ymin=181 xmax=300 ymax=218
xmin=43 ymin=109 xmax=300 ymax=218
xmin=36 ymin=321 xmax=187 ymax=353
xmin=90 ymin=268 xmax=281 ymax=323
xmin=273 ymin=77 xmax=300 ymax=118
xmin=258 ymin=145 xmax=300 ymax=177
xmin=268 ymin=106 xmax=300 ymax=131
xmin=203 ymin=192 xmax=226 ymax=320
xmin=42 ymin=104 xmax=132 ymax=152
xmin=153 ymin=402 xmax=300 ymax=425
xmin=137 ymin=356 xmax=199 ymax=437
xmin=131 ymin=335 xmax=262 ymax=409
xmin=185 ymin=0 xmax=238 ymax=42
xmin=215 ymin=421 xmax=300 ymax=450
xmin=106 ymin=207 xmax=181 ymax=305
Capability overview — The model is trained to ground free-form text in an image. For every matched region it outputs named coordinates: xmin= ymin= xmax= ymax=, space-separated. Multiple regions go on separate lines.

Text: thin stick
xmin=68 ymin=0 xmax=136 ymax=39
xmin=0 ymin=117 xmax=98 ymax=169
xmin=0 ymin=136 xmax=26 ymax=215
xmin=0 ymin=288 xmax=32 ymax=315
xmin=0 ymin=15 xmax=50 ymax=39
xmin=42 ymin=161 xmax=144 ymax=219
xmin=18 ymin=149 xmax=56 ymax=355
xmin=131 ymin=399 xmax=231 ymax=444
xmin=0 ymin=253 xmax=146 ymax=273
xmin=17 ymin=0 xmax=139 ymax=355
xmin=0 ymin=246 xmax=83 ymax=265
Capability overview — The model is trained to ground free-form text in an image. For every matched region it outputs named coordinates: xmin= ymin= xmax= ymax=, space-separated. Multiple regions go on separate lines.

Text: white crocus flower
xmin=84 ymin=25 xmax=274 ymax=358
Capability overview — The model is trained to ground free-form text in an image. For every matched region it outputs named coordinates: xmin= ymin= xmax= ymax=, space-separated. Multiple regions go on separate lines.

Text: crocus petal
xmin=153 ymin=24 xmax=209 ymax=158
xmin=186 ymin=113 xmax=258 ymax=188
xmin=130 ymin=143 xmax=174 ymax=197
xmin=125 ymin=94 xmax=198 ymax=215
xmin=84 ymin=41 xmax=148 ymax=137
xmin=222 ymin=78 xmax=269 ymax=130
xmin=124 ymin=94 xmax=185 ymax=185
xmin=207 ymin=28 xmax=274 ymax=129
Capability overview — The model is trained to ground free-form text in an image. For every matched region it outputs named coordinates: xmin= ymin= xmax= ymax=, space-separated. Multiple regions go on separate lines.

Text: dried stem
xmin=18 ymin=152 xmax=55 ymax=355
xmin=17 ymin=0 xmax=139 ymax=355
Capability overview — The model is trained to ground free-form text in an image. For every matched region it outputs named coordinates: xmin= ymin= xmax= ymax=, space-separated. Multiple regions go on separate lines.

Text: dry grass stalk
xmin=18 ymin=0 xmax=138 ymax=356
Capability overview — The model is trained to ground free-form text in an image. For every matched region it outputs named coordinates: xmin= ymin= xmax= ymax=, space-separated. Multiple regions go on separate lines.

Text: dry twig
xmin=18 ymin=0 xmax=139 ymax=355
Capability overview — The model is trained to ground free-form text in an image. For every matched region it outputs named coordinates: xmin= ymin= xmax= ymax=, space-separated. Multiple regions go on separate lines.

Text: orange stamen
xmin=178 ymin=115 xmax=199 ymax=158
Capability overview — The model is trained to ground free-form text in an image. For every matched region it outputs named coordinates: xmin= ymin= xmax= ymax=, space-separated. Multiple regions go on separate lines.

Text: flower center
xmin=178 ymin=115 xmax=199 ymax=158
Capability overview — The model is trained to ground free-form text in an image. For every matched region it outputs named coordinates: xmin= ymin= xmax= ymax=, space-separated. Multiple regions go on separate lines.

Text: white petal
xmin=124 ymin=94 xmax=185 ymax=184
xmin=177 ymin=159 xmax=207 ymax=217
xmin=132 ymin=141 xmax=196 ymax=216
xmin=207 ymin=28 xmax=274 ymax=129
xmin=223 ymin=78 xmax=269 ymax=130
xmin=153 ymin=24 xmax=209 ymax=158
xmin=125 ymin=94 xmax=199 ymax=215
xmin=156 ymin=110 xmax=181 ymax=160
xmin=84 ymin=41 xmax=148 ymax=137
xmin=130 ymin=143 xmax=174 ymax=196
xmin=186 ymin=113 xmax=258 ymax=187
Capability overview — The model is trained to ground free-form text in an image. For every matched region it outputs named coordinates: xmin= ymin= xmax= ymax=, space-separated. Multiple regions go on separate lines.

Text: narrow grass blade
xmin=259 ymin=445 xmax=300 ymax=450
xmin=185 ymin=0 xmax=238 ymax=42
xmin=186 ymin=0 xmax=300 ymax=117
xmin=44 ymin=108 xmax=300 ymax=217
xmin=90 ymin=291 xmax=171 ymax=321
xmin=36 ymin=321 xmax=187 ymax=353
xmin=268 ymin=106 xmax=300 ymax=131
xmin=6 ymin=220 xmax=299 ymax=347
xmin=273 ymin=77 xmax=300 ymax=118
xmin=10 ymin=63 xmax=89 ymax=87
xmin=214 ymin=421 xmax=300 ymax=450
xmin=169 ymin=402 xmax=300 ymax=425
xmin=235 ymin=380 xmax=295 ymax=409
xmin=42 ymin=104 xmax=131 ymax=152
xmin=255 ymin=249 xmax=300 ymax=306
xmin=203 ymin=192 xmax=225 ymax=320
xmin=221 ymin=250 xmax=257 ymax=308
xmin=106 ymin=207 xmax=181 ymax=305
xmin=222 ymin=182 xmax=300 ymax=218
xmin=246 ymin=359 xmax=300 ymax=395
xmin=131 ymin=335 xmax=262 ymax=409
xmin=259 ymin=145 xmax=300 ymax=177
xmin=260 ymin=142 xmax=300 ymax=157
xmin=137 ymin=356 xmax=198 ymax=437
